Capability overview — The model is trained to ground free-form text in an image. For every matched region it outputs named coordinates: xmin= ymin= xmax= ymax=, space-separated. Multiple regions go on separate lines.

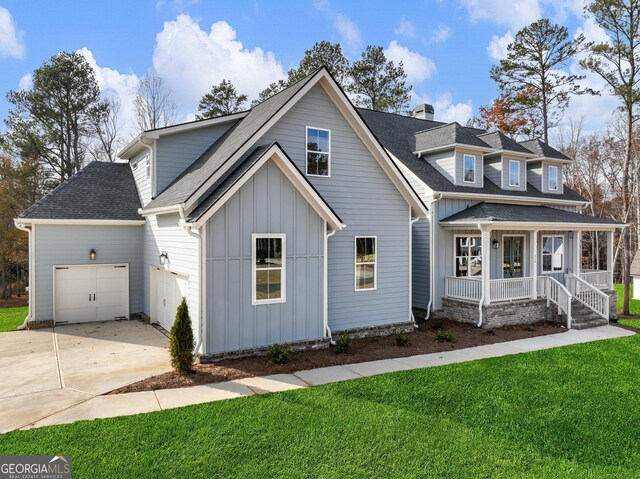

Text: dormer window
xmin=548 ymin=165 xmax=558 ymax=191
xmin=463 ymin=154 xmax=476 ymax=183
xmin=306 ymin=127 xmax=330 ymax=177
xmin=509 ymin=160 xmax=520 ymax=187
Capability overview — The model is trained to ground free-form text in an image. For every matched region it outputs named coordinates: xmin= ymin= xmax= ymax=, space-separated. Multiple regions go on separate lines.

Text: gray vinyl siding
xmin=528 ymin=162 xmax=543 ymax=191
xmin=484 ymin=157 xmax=501 ymax=187
xmin=131 ymin=151 xmax=151 ymax=207
xmin=455 ymin=150 xmax=483 ymax=187
xmin=32 ymin=224 xmax=143 ymax=321
xmin=142 ymin=213 xmax=200 ymax=345
xmin=205 ymin=159 xmax=325 ymax=354
xmin=260 ymin=84 xmax=411 ymax=331
xmin=541 ymin=162 xmax=564 ymax=194
xmin=155 ymin=122 xmax=234 ymax=194
xmin=502 ymin=157 xmax=527 ymax=191
xmin=424 ymin=150 xmax=455 ymax=184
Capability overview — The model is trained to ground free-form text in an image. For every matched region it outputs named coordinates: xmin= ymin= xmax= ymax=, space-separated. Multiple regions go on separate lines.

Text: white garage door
xmin=54 ymin=264 xmax=129 ymax=324
xmin=154 ymin=268 xmax=188 ymax=332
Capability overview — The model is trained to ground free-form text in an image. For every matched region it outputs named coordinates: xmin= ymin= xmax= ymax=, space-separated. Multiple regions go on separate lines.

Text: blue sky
xmin=0 ymin=0 xmax=618 ymax=141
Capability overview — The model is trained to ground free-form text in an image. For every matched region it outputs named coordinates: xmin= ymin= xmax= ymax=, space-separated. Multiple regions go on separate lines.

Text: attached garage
xmin=54 ymin=264 xmax=129 ymax=324
xmin=152 ymin=268 xmax=188 ymax=331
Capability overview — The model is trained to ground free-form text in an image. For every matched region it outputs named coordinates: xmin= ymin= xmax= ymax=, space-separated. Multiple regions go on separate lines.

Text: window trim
xmin=354 ymin=236 xmax=377 ymax=292
xmin=251 ymin=233 xmax=286 ymax=305
xmin=462 ymin=154 xmax=476 ymax=184
xmin=146 ymin=159 xmax=151 ymax=179
xmin=541 ymin=234 xmax=564 ymax=274
xmin=508 ymin=159 xmax=521 ymax=187
xmin=548 ymin=164 xmax=559 ymax=191
xmin=453 ymin=234 xmax=483 ymax=278
xmin=305 ymin=126 xmax=331 ymax=177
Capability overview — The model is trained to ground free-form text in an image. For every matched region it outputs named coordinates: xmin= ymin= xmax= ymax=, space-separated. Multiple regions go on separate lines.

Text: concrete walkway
xmin=14 ymin=325 xmax=633 ymax=432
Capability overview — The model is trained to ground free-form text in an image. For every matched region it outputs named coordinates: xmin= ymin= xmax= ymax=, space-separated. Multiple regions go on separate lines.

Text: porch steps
xmin=569 ymin=299 xmax=609 ymax=330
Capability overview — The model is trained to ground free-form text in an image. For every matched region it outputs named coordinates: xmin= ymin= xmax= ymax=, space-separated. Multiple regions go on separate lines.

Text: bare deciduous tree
xmin=133 ymin=70 xmax=177 ymax=132
xmin=89 ymin=96 xmax=125 ymax=162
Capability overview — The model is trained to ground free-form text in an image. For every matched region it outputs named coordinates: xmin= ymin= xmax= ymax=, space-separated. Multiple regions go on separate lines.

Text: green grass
xmin=0 ymin=306 xmax=27 ymax=332
xmin=615 ymin=283 xmax=640 ymax=316
xmin=2 ymin=335 xmax=640 ymax=478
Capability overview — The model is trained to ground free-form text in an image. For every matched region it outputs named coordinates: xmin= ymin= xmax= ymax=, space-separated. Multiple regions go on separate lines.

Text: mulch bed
xmin=0 ymin=295 xmax=28 ymax=308
xmin=109 ymin=318 xmax=564 ymax=395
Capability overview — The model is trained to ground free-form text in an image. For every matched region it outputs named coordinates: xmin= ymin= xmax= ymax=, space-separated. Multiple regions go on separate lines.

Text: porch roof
xmin=440 ymin=202 xmax=624 ymax=230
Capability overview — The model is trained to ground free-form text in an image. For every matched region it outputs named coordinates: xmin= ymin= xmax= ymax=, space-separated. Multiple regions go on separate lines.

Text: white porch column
xmin=482 ymin=227 xmax=491 ymax=305
xmin=530 ymin=230 xmax=538 ymax=299
xmin=606 ymin=230 xmax=614 ymax=289
xmin=574 ymin=230 xmax=581 ymax=275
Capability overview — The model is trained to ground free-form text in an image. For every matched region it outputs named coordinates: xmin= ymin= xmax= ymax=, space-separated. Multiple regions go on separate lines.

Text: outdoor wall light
xmin=159 ymin=252 xmax=168 ymax=265
xmin=89 ymin=249 xmax=97 ymax=261
xmin=492 ymin=240 xmax=500 ymax=250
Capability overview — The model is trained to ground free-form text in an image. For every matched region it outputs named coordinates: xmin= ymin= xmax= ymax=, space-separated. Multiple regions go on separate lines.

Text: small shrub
xmin=395 ymin=330 xmax=410 ymax=346
xmin=335 ymin=333 xmax=352 ymax=354
xmin=169 ymin=297 xmax=194 ymax=373
xmin=435 ymin=329 xmax=455 ymax=343
xmin=268 ymin=343 xmax=290 ymax=364
xmin=484 ymin=328 xmax=495 ymax=336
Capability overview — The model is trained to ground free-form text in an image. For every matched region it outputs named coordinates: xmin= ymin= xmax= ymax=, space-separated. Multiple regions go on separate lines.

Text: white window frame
xmin=548 ymin=165 xmax=559 ymax=191
xmin=354 ymin=236 xmax=377 ymax=291
xmin=462 ymin=154 xmax=476 ymax=184
xmin=251 ymin=233 xmax=286 ymax=305
xmin=508 ymin=160 xmax=521 ymax=187
xmin=454 ymin=234 xmax=483 ymax=278
xmin=146 ymin=159 xmax=151 ymax=179
xmin=541 ymin=235 xmax=564 ymax=273
xmin=305 ymin=126 xmax=331 ymax=177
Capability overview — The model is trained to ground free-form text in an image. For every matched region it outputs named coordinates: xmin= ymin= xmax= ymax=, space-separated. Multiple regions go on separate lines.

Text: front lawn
xmin=1 ymin=334 xmax=640 ymax=478
xmin=0 ymin=306 xmax=27 ymax=332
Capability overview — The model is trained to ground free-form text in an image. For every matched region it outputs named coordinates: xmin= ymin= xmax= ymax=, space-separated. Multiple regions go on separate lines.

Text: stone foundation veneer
xmin=606 ymin=290 xmax=618 ymax=320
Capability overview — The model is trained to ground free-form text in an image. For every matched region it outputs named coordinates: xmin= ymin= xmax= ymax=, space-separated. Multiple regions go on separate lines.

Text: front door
xmin=503 ymin=236 xmax=524 ymax=278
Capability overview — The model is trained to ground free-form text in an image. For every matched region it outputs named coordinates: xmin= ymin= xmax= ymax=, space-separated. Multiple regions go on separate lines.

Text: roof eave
xmin=413 ymin=143 xmax=494 ymax=156
xmin=433 ymin=190 xmax=589 ymax=207
xmin=439 ymin=220 xmax=623 ymax=230
xmin=15 ymin=218 xmax=145 ymax=226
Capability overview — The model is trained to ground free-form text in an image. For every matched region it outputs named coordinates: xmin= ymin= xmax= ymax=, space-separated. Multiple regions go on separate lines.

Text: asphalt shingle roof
xmin=413 ymin=122 xmax=492 ymax=152
xmin=477 ymin=131 xmax=533 ymax=155
xmin=358 ymin=108 xmax=586 ymax=203
xmin=145 ymin=71 xmax=318 ymax=211
xmin=19 ymin=162 xmax=142 ymax=221
xmin=519 ymin=139 xmax=571 ymax=161
xmin=440 ymin=202 xmax=623 ymax=225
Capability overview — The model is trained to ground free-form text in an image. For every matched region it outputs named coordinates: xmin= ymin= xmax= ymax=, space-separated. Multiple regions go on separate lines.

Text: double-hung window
xmin=252 ymin=234 xmax=286 ymax=304
xmin=509 ymin=160 xmax=520 ymax=187
xmin=463 ymin=154 xmax=476 ymax=183
xmin=306 ymin=127 xmax=330 ymax=176
xmin=542 ymin=235 xmax=564 ymax=273
xmin=455 ymin=235 xmax=482 ymax=277
xmin=355 ymin=237 xmax=376 ymax=291
xmin=548 ymin=165 xmax=558 ymax=191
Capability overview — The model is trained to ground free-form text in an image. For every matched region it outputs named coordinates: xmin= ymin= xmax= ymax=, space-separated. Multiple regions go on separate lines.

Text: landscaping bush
xmin=395 ymin=330 xmax=410 ymax=346
xmin=268 ymin=343 xmax=290 ymax=364
xmin=169 ymin=297 xmax=194 ymax=373
xmin=335 ymin=333 xmax=352 ymax=354
xmin=435 ymin=329 xmax=455 ymax=343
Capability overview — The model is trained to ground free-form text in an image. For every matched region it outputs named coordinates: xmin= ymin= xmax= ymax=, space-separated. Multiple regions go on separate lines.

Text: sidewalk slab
xmin=343 ymin=358 xmax=414 ymax=377
xmin=235 ymin=374 xmax=308 ymax=394
xmin=294 ymin=365 xmax=362 ymax=386
xmin=23 ymin=391 xmax=159 ymax=429
xmin=155 ymin=381 xmax=254 ymax=410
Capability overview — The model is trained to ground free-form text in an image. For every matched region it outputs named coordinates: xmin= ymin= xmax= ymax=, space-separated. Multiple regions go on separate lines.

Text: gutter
xmin=409 ymin=215 xmax=421 ymax=328
xmin=425 ymin=193 xmax=441 ymax=320
xmin=13 ymin=221 xmax=32 ymax=329
xmin=325 ymin=228 xmax=337 ymax=345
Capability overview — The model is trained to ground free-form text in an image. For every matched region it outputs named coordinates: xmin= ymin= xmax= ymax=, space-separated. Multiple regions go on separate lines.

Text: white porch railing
xmin=578 ymin=270 xmax=612 ymax=290
xmin=566 ymin=274 xmax=609 ymax=321
xmin=540 ymin=276 xmax=573 ymax=327
xmin=445 ymin=276 xmax=482 ymax=302
xmin=490 ymin=277 xmax=534 ymax=302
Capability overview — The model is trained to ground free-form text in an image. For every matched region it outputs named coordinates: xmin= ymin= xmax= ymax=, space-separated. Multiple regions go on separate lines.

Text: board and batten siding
xmin=131 ymin=151 xmax=151 ymax=207
xmin=205 ymin=159 xmax=325 ymax=354
xmin=142 ymin=213 xmax=201 ymax=345
xmin=32 ymin=224 xmax=143 ymax=321
xmin=259 ymin=84 xmax=412 ymax=331
xmin=155 ymin=122 xmax=235 ymax=194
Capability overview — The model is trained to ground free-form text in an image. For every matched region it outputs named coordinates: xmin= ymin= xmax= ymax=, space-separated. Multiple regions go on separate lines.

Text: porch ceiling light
xmin=89 ymin=249 xmax=97 ymax=261
xmin=492 ymin=239 xmax=500 ymax=250
xmin=159 ymin=251 xmax=168 ymax=265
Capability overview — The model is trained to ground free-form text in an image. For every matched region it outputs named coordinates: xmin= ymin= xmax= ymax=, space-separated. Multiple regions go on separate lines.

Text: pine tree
xmin=169 ymin=297 xmax=194 ymax=373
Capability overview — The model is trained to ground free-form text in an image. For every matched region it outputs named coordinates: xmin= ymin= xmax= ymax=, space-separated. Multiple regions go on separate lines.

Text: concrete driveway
xmin=0 ymin=320 xmax=170 ymax=433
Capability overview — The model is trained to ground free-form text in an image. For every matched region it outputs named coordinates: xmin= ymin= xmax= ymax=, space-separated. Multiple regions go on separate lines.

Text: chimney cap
xmin=412 ymin=103 xmax=435 ymax=120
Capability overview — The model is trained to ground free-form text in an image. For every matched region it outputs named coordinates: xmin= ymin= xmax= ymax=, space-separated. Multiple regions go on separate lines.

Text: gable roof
xmin=18 ymin=162 xmax=143 ymax=222
xmin=519 ymin=139 xmax=571 ymax=161
xmin=186 ymin=142 xmax=345 ymax=230
xmin=358 ymin=108 xmax=587 ymax=204
xmin=477 ymin=131 xmax=533 ymax=156
xmin=440 ymin=202 xmax=623 ymax=228
xmin=413 ymin=122 xmax=492 ymax=153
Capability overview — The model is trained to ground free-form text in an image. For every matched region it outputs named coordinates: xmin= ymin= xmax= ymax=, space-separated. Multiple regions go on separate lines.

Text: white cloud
xmin=152 ymin=15 xmax=286 ymax=111
xmin=334 ymin=14 xmax=362 ymax=50
xmin=0 ymin=6 xmax=25 ymax=59
xmin=461 ymin=0 xmax=542 ymax=30
xmin=487 ymin=31 xmax=514 ymax=61
xmin=413 ymin=91 xmax=473 ymax=124
xmin=385 ymin=41 xmax=436 ymax=84
xmin=395 ymin=17 xmax=417 ymax=38
xmin=430 ymin=25 xmax=452 ymax=44
xmin=18 ymin=73 xmax=32 ymax=91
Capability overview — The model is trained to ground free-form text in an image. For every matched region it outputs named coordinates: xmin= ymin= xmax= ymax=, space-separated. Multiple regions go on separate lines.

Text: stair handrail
xmin=541 ymin=276 xmax=573 ymax=328
xmin=565 ymin=274 xmax=609 ymax=321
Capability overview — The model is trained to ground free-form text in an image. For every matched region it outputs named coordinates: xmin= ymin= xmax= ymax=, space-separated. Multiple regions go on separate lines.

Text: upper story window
xmin=252 ymin=234 xmax=286 ymax=305
xmin=509 ymin=160 xmax=520 ymax=187
xmin=306 ymin=127 xmax=330 ymax=177
xmin=548 ymin=165 xmax=559 ymax=191
xmin=463 ymin=154 xmax=476 ymax=183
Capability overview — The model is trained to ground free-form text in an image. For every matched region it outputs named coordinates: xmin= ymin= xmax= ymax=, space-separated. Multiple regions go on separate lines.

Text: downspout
xmin=425 ymin=193 xmax=441 ymax=320
xmin=179 ymin=206 xmax=204 ymax=355
xmin=477 ymin=223 xmax=485 ymax=328
xmin=410 ymin=215 xmax=421 ymax=328
xmin=325 ymin=228 xmax=337 ymax=345
xmin=14 ymin=222 xmax=32 ymax=329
